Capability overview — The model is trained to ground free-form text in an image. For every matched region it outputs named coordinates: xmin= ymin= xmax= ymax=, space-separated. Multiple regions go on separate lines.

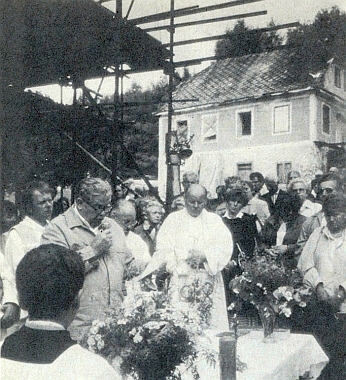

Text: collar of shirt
xmin=72 ymin=205 xmax=99 ymax=234
xmin=22 ymin=216 xmax=47 ymax=231
xmin=26 ymin=319 xmax=65 ymax=331
xmin=224 ymin=210 xmax=244 ymax=219
xmin=271 ymin=190 xmax=280 ymax=204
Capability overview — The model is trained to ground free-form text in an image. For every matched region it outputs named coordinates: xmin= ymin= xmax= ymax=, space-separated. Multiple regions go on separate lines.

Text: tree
xmin=286 ymin=6 xmax=346 ymax=82
xmin=215 ymin=19 xmax=282 ymax=59
xmin=99 ymin=69 xmax=192 ymax=179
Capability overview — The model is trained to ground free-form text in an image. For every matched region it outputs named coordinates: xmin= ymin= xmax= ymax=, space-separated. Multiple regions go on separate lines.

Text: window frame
xmin=237 ymin=162 xmax=253 ymax=180
xmin=201 ymin=113 xmax=219 ymax=143
xmin=236 ymin=108 xmax=254 ymax=138
xmin=273 ymin=103 xmax=291 ymax=135
xmin=176 ymin=119 xmax=190 ymax=143
xmin=334 ymin=65 xmax=341 ymax=88
xmin=322 ymin=103 xmax=331 ymax=135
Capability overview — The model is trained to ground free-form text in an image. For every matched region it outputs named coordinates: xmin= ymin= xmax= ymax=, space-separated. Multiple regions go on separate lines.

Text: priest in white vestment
xmin=139 ymin=184 xmax=233 ymax=331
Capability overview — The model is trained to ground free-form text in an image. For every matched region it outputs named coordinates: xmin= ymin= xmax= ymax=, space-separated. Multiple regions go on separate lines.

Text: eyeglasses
xmin=292 ymin=188 xmax=306 ymax=194
xmin=321 ymin=187 xmax=334 ymax=194
xmin=83 ymin=199 xmax=112 ymax=214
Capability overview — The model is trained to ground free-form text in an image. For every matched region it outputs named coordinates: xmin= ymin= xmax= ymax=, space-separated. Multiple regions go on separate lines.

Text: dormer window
xmin=335 ymin=66 xmax=341 ymax=88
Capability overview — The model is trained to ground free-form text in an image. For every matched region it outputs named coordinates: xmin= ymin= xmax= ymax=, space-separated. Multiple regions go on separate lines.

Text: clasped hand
xmin=187 ymin=249 xmax=207 ymax=268
xmin=90 ymin=223 xmax=113 ymax=257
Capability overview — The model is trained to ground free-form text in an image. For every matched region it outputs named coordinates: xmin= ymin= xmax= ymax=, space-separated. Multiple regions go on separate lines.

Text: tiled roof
xmin=171 ymin=48 xmax=320 ymax=111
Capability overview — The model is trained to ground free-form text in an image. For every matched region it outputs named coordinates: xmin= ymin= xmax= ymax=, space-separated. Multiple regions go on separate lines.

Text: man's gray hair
xmin=76 ymin=178 xmax=112 ymax=203
xmin=144 ymin=199 xmax=164 ymax=212
xmin=287 ymin=177 xmax=310 ymax=193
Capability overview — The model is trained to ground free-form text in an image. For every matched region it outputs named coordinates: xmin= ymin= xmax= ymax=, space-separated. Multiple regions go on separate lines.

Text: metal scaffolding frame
xmin=1 ymin=0 xmax=300 ymax=211
xmin=107 ymin=0 xmax=299 ymax=207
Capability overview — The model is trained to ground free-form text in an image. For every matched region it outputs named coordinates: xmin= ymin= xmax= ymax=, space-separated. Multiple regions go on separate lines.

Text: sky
xmin=29 ymin=0 xmax=346 ymax=103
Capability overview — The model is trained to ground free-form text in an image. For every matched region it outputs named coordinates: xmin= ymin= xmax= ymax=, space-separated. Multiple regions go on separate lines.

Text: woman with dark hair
xmin=222 ymin=187 xmax=259 ymax=263
xmin=1 ymin=244 xmax=120 ymax=379
xmin=222 ymin=188 xmax=259 ymax=309
xmin=269 ymin=193 xmax=307 ymax=269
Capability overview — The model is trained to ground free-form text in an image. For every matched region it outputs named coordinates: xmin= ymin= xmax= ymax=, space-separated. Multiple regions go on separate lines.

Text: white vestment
xmin=144 ymin=208 xmax=233 ymax=331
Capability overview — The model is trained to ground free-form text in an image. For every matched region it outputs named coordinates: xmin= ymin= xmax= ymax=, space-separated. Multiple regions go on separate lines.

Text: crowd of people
xmin=0 ymin=167 xmax=346 ymax=379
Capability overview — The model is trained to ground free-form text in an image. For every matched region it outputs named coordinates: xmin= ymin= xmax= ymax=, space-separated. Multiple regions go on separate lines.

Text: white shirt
xmin=126 ymin=231 xmax=151 ymax=264
xmin=298 ymin=226 xmax=346 ymax=298
xmin=1 ymin=343 xmax=120 ymax=380
xmin=5 ymin=217 xmax=45 ymax=276
xmin=299 ymin=199 xmax=322 ymax=218
xmin=0 ymin=254 xmax=18 ymax=305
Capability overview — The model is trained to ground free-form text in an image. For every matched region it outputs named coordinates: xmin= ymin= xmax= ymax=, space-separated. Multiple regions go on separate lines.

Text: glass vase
xmin=257 ymin=304 xmax=276 ymax=343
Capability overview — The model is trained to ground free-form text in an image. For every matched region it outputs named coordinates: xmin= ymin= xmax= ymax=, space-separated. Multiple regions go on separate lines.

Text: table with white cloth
xmin=236 ymin=332 xmax=329 ymax=380
xmin=189 ymin=330 xmax=329 ymax=380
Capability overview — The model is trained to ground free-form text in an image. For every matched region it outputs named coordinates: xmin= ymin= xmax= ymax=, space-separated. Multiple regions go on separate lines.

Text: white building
xmin=157 ymin=49 xmax=346 ymax=198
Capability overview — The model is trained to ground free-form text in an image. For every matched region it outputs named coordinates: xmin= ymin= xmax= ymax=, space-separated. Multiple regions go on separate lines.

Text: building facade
xmin=158 ymin=49 xmax=346 ymax=198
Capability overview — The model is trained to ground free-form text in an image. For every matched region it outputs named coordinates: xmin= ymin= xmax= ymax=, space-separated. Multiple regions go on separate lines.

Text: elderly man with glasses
xmin=41 ymin=177 xmax=132 ymax=341
xmin=287 ymin=178 xmax=322 ymax=218
xmin=295 ymin=173 xmax=342 ymax=262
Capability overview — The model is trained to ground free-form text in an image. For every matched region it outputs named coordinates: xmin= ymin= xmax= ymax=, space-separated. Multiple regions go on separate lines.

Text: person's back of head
xmin=249 ymin=172 xmax=264 ymax=182
xmin=109 ymin=199 xmax=137 ymax=233
xmin=280 ymin=193 xmax=302 ymax=222
xmin=264 ymin=175 xmax=279 ymax=195
xmin=16 ymin=244 xmax=85 ymax=321
xmin=182 ymin=171 xmax=199 ymax=191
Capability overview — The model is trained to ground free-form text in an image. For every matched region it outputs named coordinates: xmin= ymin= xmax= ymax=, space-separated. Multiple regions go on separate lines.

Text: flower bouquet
xmin=81 ymin=281 xmax=218 ymax=380
xmin=228 ymin=253 xmax=311 ymax=340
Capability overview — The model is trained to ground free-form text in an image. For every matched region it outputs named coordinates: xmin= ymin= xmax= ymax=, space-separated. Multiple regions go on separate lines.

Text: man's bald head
xmin=110 ymin=200 xmax=137 ymax=233
xmin=185 ymin=184 xmax=207 ymax=217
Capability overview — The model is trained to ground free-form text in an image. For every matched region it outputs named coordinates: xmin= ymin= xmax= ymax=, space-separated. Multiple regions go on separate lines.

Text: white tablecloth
xmin=237 ymin=332 xmax=329 ymax=380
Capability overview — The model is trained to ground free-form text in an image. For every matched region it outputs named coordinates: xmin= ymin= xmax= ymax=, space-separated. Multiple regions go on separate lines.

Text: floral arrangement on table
xmin=228 ymin=253 xmax=311 ymax=338
xmin=81 ymin=280 xmax=218 ymax=380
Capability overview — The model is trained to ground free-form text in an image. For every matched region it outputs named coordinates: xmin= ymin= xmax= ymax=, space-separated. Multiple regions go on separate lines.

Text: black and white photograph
xmin=1 ymin=0 xmax=346 ymax=379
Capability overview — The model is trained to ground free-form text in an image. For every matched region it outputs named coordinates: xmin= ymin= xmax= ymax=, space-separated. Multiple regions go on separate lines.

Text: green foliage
xmin=215 ymin=19 xmax=283 ymax=59
xmin=286 ymin=6 xmax=346 ymax=82
xmin=100 ymin=69 xmax=191 ymax=178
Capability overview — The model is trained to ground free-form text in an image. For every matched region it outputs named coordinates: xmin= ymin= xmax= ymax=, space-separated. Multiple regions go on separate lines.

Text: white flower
xmin=284 ymin=291 xmax=293 ymax=302
xmin=299 ymin=301 xmax=307 ymax=307
xmin=129 ymin=327 xmax=137 ymax=336
xmin=97 ymin=340 xmax=105 ymax=350
xmin=256 ymin=283 xmax=263 ymax=288
xmin=117 ymin=318 xmax=127 ymax=325
xmin=94 ymin=334 xmax=102 ymax=342
xmin=281 ymin=307 xmax=292 ymax=317
xmin=90 ymin=326 xmax=99 ymax=335
xmin=133 ymin=332 xmax=143 ymax=343
xmin=87 ymin=336 xmax=96 ymax=348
